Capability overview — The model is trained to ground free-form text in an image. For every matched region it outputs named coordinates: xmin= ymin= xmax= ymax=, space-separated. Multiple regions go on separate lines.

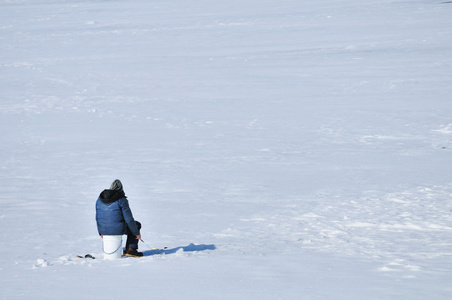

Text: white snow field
xmin=1 ymin=0 xmax=452 ymax=298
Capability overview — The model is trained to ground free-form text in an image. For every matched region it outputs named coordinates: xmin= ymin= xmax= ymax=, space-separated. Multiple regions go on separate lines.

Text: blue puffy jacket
xmin=95 ymin=189 xmax=139 ymax=236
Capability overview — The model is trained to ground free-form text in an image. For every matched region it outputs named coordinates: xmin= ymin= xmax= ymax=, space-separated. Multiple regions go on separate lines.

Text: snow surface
xmin=1 ymin=0 xmax=452 ymax=299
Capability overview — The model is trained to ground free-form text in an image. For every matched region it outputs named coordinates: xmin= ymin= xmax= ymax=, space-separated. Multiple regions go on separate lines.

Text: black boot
xmin=125 ymin=247 xmax=143 ymax=257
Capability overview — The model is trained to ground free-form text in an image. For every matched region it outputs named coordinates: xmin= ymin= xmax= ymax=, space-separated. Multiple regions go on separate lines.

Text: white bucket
xmin=102 ymin=235 xmax=123 ymax=260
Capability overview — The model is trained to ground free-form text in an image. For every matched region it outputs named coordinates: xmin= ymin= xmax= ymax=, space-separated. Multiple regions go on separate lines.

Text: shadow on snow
xmin=143 ymin=243 xmax=216 ymax=257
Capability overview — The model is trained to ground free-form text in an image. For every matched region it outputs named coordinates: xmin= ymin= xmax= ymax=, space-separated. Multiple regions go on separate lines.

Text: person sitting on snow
xmin=95 ymin=179 xmax=143 ymax=257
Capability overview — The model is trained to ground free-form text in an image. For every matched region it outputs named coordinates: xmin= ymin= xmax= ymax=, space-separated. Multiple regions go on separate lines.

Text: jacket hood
xmin=99 ymin=189 xmax=127 ymax=204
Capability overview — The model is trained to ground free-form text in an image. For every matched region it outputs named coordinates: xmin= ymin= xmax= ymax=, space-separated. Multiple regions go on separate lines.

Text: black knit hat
xmin=110 ymin=179 xmax=123 ymax=191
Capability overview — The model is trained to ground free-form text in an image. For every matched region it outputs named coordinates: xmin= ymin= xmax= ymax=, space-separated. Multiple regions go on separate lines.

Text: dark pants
xmin=125 ymin=221 xmax=141 ymax=249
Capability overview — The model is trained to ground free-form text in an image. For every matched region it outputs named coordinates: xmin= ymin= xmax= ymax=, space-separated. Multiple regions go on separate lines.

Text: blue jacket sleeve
xmin=119 ymin=198 xmax=140 ymax=236
xmin=95 ymin=198 xmax=102 ymax=235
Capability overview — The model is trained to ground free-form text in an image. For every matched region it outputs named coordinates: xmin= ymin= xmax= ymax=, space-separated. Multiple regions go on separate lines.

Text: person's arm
xmin=119 ymin=199 xmax=140 ymax=237
xmin=95 ymin=199 xmax=103 ymax=238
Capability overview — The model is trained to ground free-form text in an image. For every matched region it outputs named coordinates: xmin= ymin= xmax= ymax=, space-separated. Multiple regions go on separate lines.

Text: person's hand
xmin=100 ymin=235 xmax=103 ymax=238
xmin=137 ymin=234 xmax=141 ymax=240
